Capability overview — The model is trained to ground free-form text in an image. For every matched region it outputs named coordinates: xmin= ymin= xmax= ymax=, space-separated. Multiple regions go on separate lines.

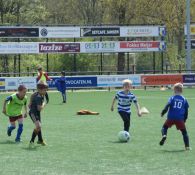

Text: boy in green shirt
xmin=2 ymin=85 xmax=28 ymax=142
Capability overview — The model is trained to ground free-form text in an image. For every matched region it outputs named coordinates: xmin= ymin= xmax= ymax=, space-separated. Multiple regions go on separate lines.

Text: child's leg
xmin=159 ymin=124 xmax=169 ymax=146
xmin=119 ymin=111 xmax=130 ymax=132
xmin=180 ymin=129 xmax=190 ymax=148
xmin=30 ymin=121 xmax=41 ymax=143
xmin=62 ymin=91 xmax=66 ymax=103
xmin=45 ymin=92 xmax=49 ymax=104
xmin=15 ymin=117 xmax=24 ymax=142
xmin=7 ymin=119 xmax=16 ymax=136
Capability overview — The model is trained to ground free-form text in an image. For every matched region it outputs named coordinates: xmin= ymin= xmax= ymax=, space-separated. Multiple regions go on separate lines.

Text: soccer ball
xmin=118 ymin=131 xmax=130 ymax=142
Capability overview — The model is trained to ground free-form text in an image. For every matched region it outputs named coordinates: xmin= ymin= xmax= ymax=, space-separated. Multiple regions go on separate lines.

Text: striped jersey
xmin=115 ymin=91 xmax=137 ymax=113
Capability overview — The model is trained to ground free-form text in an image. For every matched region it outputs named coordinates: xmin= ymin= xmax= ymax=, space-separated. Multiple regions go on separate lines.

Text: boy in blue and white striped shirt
xmin=111 ymin=79 xmax=141 ymax=132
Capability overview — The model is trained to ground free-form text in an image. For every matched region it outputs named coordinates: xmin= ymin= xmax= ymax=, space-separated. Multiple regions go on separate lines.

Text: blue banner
xmin=48 ymin=76 xmax=97 ymax=89
xmin=183 ymin=74 xmax=195 ymax=83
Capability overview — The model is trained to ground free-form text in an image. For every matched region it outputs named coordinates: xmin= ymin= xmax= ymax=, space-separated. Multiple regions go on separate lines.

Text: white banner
xmin=0 ymin=42 xmax=38 ymax=54
xmin=5 ymin=77 xmax=37 ymax=90
xmin=120 ymin=26 xmax=166 ymax=37
xmin=97 ymin=75 xmax=141 ymax=87
xmin=39 ymin=27 xmax=80 ymax=38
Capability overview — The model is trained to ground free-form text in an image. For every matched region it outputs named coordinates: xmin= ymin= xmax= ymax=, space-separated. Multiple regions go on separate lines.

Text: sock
xmin=30 ymin=129 xmax=38 ymax=143
xmin=161 ymin=125 xmax=168 ymax=136
xmin=16 ymin=124 xmax=23 ymax=141
xmin=8 ymin=125 xmax=16 ymax=132
xmin=181 ymin=130 xmax=190 ymax=147
xmin=38 ymin=130 xmax=43 ymax=142
xmin=62 ymin=93 xmax=66 ymax=102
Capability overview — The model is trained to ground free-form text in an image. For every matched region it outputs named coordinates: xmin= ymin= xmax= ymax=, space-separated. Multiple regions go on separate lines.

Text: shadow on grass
xmin=160 ymin=149 xmax=186 ymax=153
xmin=21 ymin=147 xmax=38 ymax=151
xmin=108 ymin=140 xmax=129 ymax=144
xmin=0 ymin=140 xmax=16 ymax=145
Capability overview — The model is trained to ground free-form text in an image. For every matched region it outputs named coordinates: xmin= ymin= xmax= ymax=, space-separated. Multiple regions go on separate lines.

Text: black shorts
xmin=29 ymin=111 xmax=41 ymax=123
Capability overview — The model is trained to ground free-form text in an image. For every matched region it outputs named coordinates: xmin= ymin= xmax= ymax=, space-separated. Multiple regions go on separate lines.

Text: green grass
xmin=0 ymin=89 xmax=195 ymax=175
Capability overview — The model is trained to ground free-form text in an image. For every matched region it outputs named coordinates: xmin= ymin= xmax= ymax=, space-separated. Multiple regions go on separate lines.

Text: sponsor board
xmin=39 ymin=27 xmax=80 ymax=38
xmin=81 ymin=42 xmax=117 ymax=53
xmin=185 ymin=40 xmax=195 ymax=49
xmin=183 ymin=74 xmax=195 ymax=84
xmin=39 ymin=43 xmax=80 ymax=53
xmin=0 ymin=42 xmax=38 ymax=54
xmin=0 ymin=27 xmax=39 ymax=38
xmin=48 ymin=76 xmax=97 ymax=88
xmin=184 ymin=24 xmax=195 ymax=35
xmin=0 ymin=78 xmax=5 ymax=90
xmin=120 ymin=26 xmax=166 ymax=37
xmin=97 ymin=75 xmax=141 ymax=87
xmin=5 ymin=77 xmax=37 ymax=90
xmin=120 ymin=41 xmax=166 ymax=52
xmin=81 ymin=27 xmax=120 ymax=37
xmin=141 ymin=75 xmax=183 ymax=86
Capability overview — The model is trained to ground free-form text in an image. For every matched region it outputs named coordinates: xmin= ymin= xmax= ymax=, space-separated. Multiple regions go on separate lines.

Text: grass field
xmin=0 ymin=89 xmax=194 ymax=175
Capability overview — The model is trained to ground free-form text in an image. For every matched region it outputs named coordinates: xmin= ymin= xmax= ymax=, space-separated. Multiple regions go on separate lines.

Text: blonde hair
xmin=122 ymin=79 xmax=132 ymax=86
xmin=173 ymin=83 xmax=183 ymax=93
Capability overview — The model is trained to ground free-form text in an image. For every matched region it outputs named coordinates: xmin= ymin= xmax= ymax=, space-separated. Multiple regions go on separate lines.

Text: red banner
xmin=39 ymin=43 xmax=80 ymax=53
xmin=141 ymin=75 xmax=183 ymax=86
xmin=120 ymin=41 xmax=160 ymax=48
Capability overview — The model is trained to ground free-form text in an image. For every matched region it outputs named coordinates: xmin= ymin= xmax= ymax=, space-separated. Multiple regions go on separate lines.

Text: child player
xmin=2 ymin=85 xmax=27 ymax=142
xmin=29 ymin=82 xmax=48 ymax=147
xmin=55 ymin=71 xmax=67 ymax=103
xmin=160 ymin=83 xmax=191 ymax=150
xmin=111 ymin=79 xmax=141 ymax=132
xmin=37 ymin=66 xmax=52 ymax=103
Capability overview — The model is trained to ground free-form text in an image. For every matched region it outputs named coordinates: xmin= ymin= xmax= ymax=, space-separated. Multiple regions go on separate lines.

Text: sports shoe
xmin=37 ymin=140 xmax=47 ymax=146
xmin=185 ymin=147 xmax=192 ymax=151
xmin=29 ymin=141 xmax=35 ymax=149
xmin=15 ymin=138 xmax=21 ymax=143
xmin=159 ymin=135 xmax=167 ymax=146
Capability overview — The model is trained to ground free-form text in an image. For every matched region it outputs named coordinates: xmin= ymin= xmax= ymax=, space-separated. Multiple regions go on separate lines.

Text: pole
xmin=186 ymin=0 xmax=191 ymax=72
xmin=46 ymin=38 xmax=49 ymax=72
xmin=161 ymin=52 xmax=164 ymax=74
xmin=73 ymin=38 xmax=77 ymax=72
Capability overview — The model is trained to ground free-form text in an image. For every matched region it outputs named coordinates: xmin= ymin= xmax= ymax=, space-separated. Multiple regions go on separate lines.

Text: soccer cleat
xmin=37 ymin=140 xmax=47 ymax=146
xmin=185 ymin=147 xmax=192 ymax=151
xmin=159 ymin=135 xmax=167 ymax=146
xmin=15 ymin=138 xmax=21 ymax=143
xmin=29 ymin=142 xmax=35 ymax=149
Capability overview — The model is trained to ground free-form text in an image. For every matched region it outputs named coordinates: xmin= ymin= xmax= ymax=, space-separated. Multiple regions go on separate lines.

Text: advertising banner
xmin=97 ymin=75 xmax=141 ymax=87
xmin=119 ymin=41 xmax=166 ymax=52
xmin=120 ymin=26 xmax=166 ymax=37
xmin=81 ymin=42 xmax=117 ymax=53
xmin=184 ymin=24 xmax=195 ymax=35
xmin=0 ymin=78 xmax=5 ymax=90
xmin=81 ymin=27 xmax=120 ymax=37
xmin=39 ymin=43 xmax=80 ymax=53
xmin=5 ymin=77 xmax=37 ymax=90
xmin=0 ymin=43 xmax=38 ymax=54
xmin=0 ymin=27 xmax=39 ymax=38
xmin=183 ymin=74 xmax=195 ymax=84
xmin=39 ymin=27 xmax=80 ymax=38
xmin=141 ymin=75 xmax=183 ymax=86
xmin=48 ymin=76 xmax=97 ymax=89
xmin=185 ymin=40 xmax=195 ymax=49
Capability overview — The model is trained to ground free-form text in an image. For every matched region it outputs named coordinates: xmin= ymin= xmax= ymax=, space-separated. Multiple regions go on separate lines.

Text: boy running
xmin=29 ymin=82 xmax=48 ymax=147
xmin=160 ymin=83 xmax=191 ymax=150
xmin=111 ymin=79 xmax=141 ymax=132
xmin=2 ymin=85 xmax=27 ymax=142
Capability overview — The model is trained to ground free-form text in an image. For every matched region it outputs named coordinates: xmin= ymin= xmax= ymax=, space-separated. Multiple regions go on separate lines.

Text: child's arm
xmin=23 ymin=104 xmax=28 ymax=118
xmin=111 ymin=97 xmax=116 ymax=111
xmin=184 ymin=109 xmax=188 ymax=122
xmin=134 ymin=102 xmax=142 ymax=117
xmin=2 ymin=96 xmax=12 ymax=115
xmin=161 ymin=104 xmax=170 ymax=117
xmin=37 ymin=102 xmax=46 ymax=111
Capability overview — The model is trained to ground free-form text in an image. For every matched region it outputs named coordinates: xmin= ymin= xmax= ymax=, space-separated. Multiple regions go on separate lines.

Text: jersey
xmin=6 ymin=93 xmax=27 ymax=117
xmin=55 ymin=76 xmax=66 ymax=92
xmin=115 ymin=91 xmax=137 ymax=113
xmin=29 ymin=92 xmax=44 ymax=115
xmin=166 ymin=95 xmax=189 ymax=120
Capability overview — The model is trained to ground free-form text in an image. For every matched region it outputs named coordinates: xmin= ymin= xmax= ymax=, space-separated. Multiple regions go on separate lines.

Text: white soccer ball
xmin=118 ymin=131 xmax=130 ymax=142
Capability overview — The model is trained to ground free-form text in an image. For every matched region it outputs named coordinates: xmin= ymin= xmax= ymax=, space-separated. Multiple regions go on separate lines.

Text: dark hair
xmin=37 ymin=82 xmax=48 ymax=89
xmin=37 ymin=66 xmax=42 ymax=71
xmin=18 ymin=85 xmax=27 ymax=91
xmin=61 ymin=71 xmax=65 ymax=76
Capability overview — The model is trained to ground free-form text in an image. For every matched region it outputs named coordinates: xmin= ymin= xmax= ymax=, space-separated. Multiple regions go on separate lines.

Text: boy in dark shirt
xmin=29 ymin=82 xmax=48 ymax=148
